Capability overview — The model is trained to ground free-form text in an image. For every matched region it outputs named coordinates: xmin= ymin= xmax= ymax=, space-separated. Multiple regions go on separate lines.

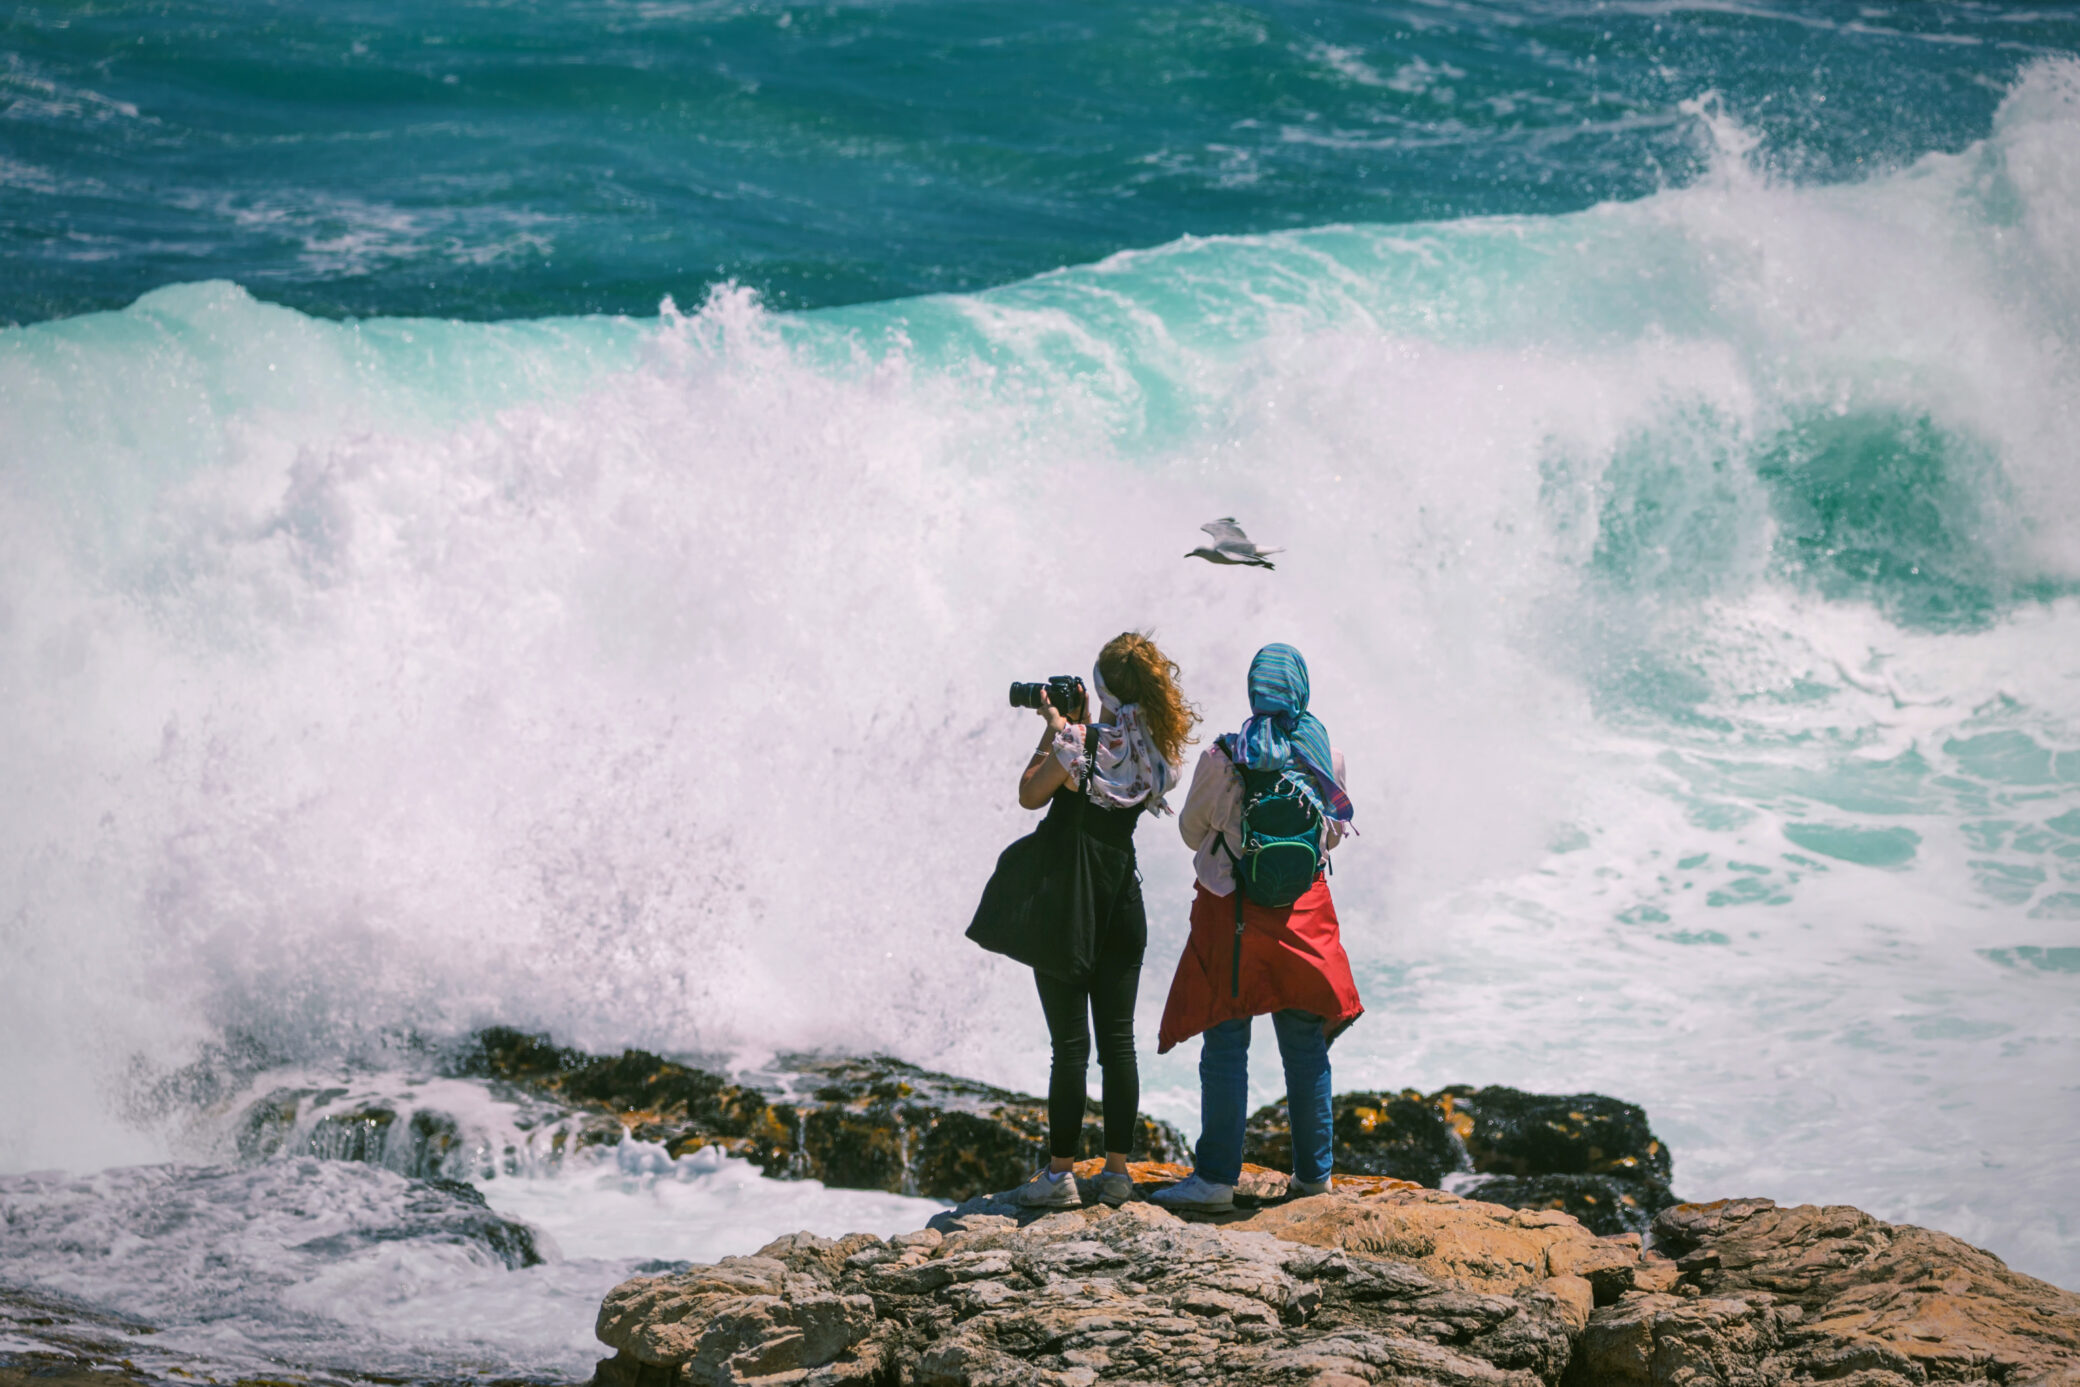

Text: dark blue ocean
xmin=7 ymin=1 xmax=2075 ymax=322
xmin=3 ymin=3 xmax=2079 ymax=1381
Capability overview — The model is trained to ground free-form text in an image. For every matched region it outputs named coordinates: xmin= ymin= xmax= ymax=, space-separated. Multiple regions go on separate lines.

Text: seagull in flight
xmin=1186 ymin=517 xmax=1282 ymax=570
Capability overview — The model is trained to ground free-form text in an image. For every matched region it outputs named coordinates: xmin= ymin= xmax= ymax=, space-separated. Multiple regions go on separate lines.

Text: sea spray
xmin=1 ymin=60 xmax=2078 ymax=1295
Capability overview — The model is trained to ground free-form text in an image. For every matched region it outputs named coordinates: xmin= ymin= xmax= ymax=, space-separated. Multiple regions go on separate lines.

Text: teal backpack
xmin=1214 ymin=750 xmax=1327 ymax=994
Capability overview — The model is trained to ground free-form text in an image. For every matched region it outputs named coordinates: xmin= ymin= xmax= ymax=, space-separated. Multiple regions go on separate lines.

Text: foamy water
xmin=2 ymin=51 xmax=2078 ymax=1383
xmin=0 ymin=1069 xmax=946 ymax=1380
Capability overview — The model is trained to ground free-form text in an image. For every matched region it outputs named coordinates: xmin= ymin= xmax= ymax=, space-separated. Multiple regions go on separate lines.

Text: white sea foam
xmin=0 ymin=1126 xmax=943 ymax=1381
xmin=1 ymin=59 xmax=2077 ymax=1331
xmin=477 ymin=1142 xmax=946 ymax=1266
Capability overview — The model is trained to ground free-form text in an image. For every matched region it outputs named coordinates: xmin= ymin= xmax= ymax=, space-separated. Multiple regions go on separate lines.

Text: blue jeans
xmin=1193 ymin=1009 xmax=1332 ymax=1186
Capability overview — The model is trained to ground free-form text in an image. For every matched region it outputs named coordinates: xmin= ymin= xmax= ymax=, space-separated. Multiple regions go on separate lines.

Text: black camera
xmin=1009 ymin=675 xmax=1087 ymax=720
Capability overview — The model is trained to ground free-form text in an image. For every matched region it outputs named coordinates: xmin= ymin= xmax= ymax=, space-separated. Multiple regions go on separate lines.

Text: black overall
xmin=1031 ymin=785 xmax=1147 ymax=1159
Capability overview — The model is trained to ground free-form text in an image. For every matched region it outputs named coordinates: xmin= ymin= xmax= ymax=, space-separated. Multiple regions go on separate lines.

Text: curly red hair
xmin=1097 ymin=631 xmax=1199 ymax=768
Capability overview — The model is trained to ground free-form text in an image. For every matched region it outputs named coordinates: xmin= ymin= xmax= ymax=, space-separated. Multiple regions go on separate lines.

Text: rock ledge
xmin=591 ymin=1185 xmax=2080 ymax=1387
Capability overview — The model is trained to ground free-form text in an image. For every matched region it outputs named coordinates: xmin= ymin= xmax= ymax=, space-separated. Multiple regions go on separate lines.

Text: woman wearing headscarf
xmin=1005 ymin=632 xmax=1198 ymax=1209
xmin=1151 ymin=642 xmax=1362 ymax=1213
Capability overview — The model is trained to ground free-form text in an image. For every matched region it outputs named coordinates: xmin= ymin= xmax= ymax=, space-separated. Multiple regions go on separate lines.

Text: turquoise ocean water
xmin=4 ymin=3 xmax=2080 ymax=1380
xmin=8 ymin=0 xmax=2073 ymax=322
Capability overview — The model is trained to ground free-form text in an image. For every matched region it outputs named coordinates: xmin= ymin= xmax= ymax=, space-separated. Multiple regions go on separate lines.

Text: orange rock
xmin=1569 ymin=1198 xmax=2080 ymax=1387
xmin=1630 ymin=1250 xmax=1679 ymax=1295
xmin=1541 ymin=1272 xmax=1595 ymax=1332
xmin=1230 ymin=1184 xmax=1625 ymax=1296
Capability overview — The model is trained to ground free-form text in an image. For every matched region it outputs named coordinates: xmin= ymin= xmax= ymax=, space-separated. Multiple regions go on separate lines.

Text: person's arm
xmin=1017 ymin=692 xmax=1075 ymax=810
xmin=1322 ymin=747 xmax=1350 ymax=850
xmin=1178 ymin=747 xmax=1236 ymax=850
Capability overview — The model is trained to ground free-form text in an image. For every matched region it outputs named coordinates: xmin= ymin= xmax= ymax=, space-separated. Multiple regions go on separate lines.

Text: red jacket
xmin=1157 ymin=878 xmax=1363 ymax=1053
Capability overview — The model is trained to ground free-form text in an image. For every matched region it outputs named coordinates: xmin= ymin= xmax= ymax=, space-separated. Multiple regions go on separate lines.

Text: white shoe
xmin=1092 ymin=1170 xmax=1134 ymax=1206
xmin=1014 ymin=1168 xmax=1083 ymax=1209
xmin=1290 ymin=1176 xmax=1332 ymax=1197
xmin=1149 ymin=1172 xmax=1235 ymax=1213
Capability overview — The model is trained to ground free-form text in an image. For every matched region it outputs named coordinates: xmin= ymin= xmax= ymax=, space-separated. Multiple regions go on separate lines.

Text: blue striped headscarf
xmin=1216 ymin=642 xmax=1354 ymax=822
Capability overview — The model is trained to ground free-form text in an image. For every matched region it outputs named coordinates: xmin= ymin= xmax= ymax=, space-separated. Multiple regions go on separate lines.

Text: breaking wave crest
xmin=3 ymin=57 xmax=2078 ymax=1283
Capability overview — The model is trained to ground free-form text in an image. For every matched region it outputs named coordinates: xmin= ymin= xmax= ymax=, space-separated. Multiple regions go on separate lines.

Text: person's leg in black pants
xmin=1034 ymin=969 xmax=1096 ymax=1162
xmin=1087 ymin=942 xmax=1142 ymax=1158
xmin=1035 ymin=952 xmax=1142 ymax=1169
xmin=1034 ymin=862 xmax=1147 ymax=1155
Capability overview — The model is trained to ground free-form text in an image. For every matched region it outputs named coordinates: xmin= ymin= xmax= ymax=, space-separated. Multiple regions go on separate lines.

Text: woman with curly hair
xmin=1002 ymin=631 xmax=1197 ymax=1209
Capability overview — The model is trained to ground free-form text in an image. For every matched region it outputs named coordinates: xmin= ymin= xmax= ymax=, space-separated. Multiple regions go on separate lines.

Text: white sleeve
xmin=1050 ymin=722 xmax=1088 ymax=777
xmin=1322 ymin=747 xmax=1350 ymax=851
xmin=1178 ymin=747 xmax=1238 ymax=851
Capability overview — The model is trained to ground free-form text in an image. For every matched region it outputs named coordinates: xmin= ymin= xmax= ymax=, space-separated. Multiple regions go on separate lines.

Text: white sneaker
xmin=1014 ymin=1168 xmax=1083 ymax=1209
xmin=1149 ymin=1172 xmax=1235 ymax=1213
xmin=1092 ymin=1170 xmax=1134 ymax=1207
xmin=1290 ymin=1176 xmax=1332 ymax=1197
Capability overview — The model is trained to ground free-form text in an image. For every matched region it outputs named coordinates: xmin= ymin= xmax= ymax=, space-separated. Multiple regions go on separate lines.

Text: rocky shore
xmin=229 ymin=1031 xmax=1676 ymax=1234
xmin=591 ymin=1181 xmax=2080 ymax=1386
xmin=8 ymin=1032 xmax=2075 ymax=1387
xmin=391 ymin=1031 xmax=2074 ymax=1386
xmin=201 ymin=1032 xmax=2080 ymax=1383
xmin=237 ymin=1029 xmax=1189 ymax=1202
xmin=232 ymin=1030 xmax=1681 ymax=1236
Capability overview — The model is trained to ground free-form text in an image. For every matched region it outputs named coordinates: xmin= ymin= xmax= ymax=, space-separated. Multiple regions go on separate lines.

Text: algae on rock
xmin=1242 ymin=1084 xmax=1682 ymax=1236
xmin=452 ymin=1028 xmax=1188 ymax=1201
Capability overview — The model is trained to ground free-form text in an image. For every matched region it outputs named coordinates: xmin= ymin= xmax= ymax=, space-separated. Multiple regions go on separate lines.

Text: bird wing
xmin=1201 ymin=517 xmax=1250 ymax=544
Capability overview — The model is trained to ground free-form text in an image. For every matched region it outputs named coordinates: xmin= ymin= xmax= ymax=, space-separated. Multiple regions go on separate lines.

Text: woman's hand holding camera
xmin=1035 ymin=689 xmax=1070 ymax=739
xmin=1011 ymin=674 xmax=1085 ymax=807
xmin=1018 ymin=691 xmax=1076 ymax=809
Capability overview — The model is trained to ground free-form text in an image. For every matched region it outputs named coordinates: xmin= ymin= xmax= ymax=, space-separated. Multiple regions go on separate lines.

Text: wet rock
xmin=289 ymin=1174 xmax=545 ymax=1270
xmin=449 ymin=1030 xmax=1187 ymax=1202
xmin=1565 ymin=1197 xmax=2080 ymax=1387
xmin=775 ymin=1053 xmax=1188 ymax=1202
xmin=398 ymin=1108 xmax=463 ymax=1177
xmin=1439 ymin=1088 xmax=1679 ymax=1237
xmin=1246 ymin=1091 xmax=1464 ymax=1187
xmin=304 ymin=1104 xmax=398 ymax=1164
xmin=412 ymin=1176 xmax=546 ymax=1269
xmin=0 ymin=1284 xmax=228 ymax=1387
xmin=244 ymin=1039 xmax=1667 ymax=1215
xmin=233 ymin=1085 xmax=326 ymax=1162
xmin=1243 ymin=1085 xmax=1682 ymax=1233
xmin=234 ymin=1088 xmax=468 ymax=1181
xmin=911 ymin=1109 xmax=1045 ymax=1201
xmin=456 ymin=1027 xmax=791 ymax=1168
xmin=1453 ymin=1173 xmax=1679 ymax=1239
xmin=1436 ymin=1086 xmax=1671 ymax=1185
